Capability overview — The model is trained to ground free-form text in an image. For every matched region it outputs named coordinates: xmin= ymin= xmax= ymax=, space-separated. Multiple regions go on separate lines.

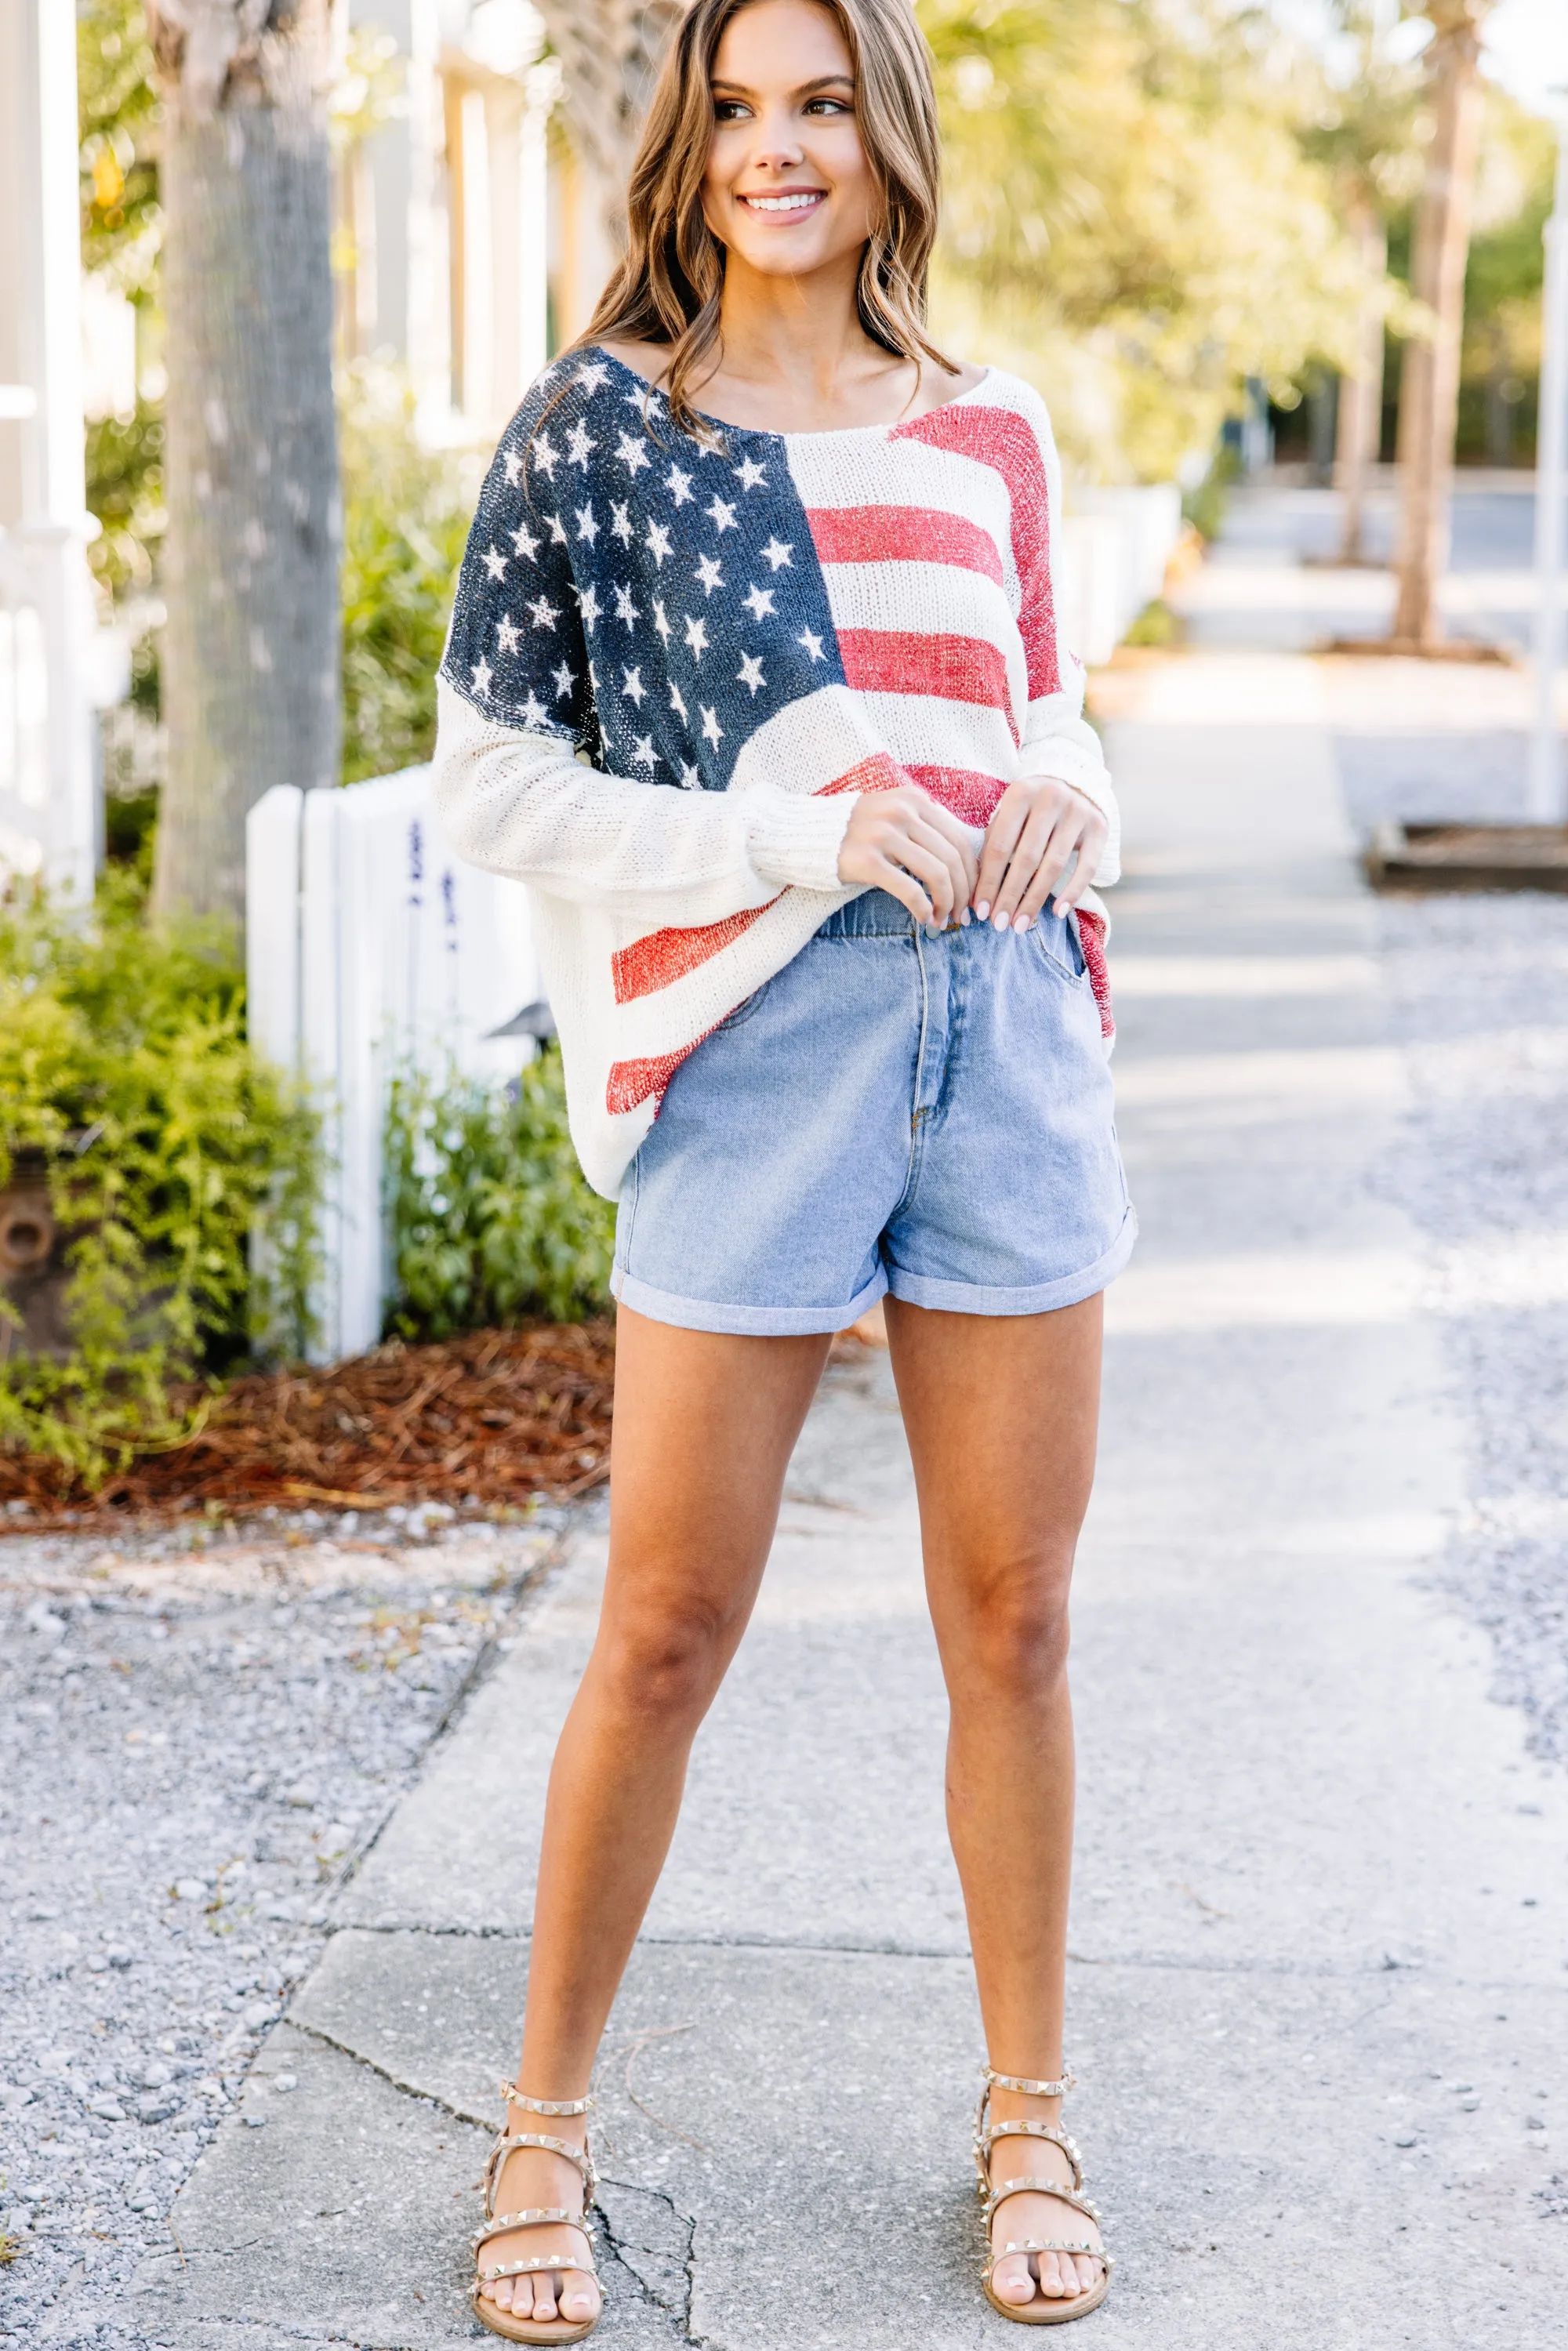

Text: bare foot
xmin=476 ymin=2103 xmax=601 ymax=2338
xmin=982 ymin=2084 xmax=1105 ymax=2314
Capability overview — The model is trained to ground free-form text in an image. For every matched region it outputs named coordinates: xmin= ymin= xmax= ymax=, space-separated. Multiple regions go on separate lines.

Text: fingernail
xmin=960 ymin=906 xmax=971 ymax=926
xmin=975 ymin=901 xmax=989 ymax=922
xmin=1054 ymin=900 xmax=1069 ymax=920
xmin=993 ymin=909 xmax=1010 ymax=931
xmin=1014 ymin=913 xmax=1031 ymax=933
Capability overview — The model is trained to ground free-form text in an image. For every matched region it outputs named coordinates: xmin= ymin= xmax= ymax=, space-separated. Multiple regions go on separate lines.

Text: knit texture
xmin=434 ymin=348 xmax=1120 ymax=1197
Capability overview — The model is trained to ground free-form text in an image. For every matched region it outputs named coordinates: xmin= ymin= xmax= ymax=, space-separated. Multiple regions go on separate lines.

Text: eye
xmin=804 ymin=96 xmax=852 ymax=115
xmin=713 ymin=97 xmax=752 ymax=122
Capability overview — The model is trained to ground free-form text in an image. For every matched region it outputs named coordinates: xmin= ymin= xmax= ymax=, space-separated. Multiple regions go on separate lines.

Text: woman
xmin=434 ymin=0 xmax=1131 ymax=2334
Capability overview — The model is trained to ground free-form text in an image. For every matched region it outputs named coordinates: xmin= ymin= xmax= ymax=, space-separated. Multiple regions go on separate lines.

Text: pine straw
xmin=0 ymin=1322 xmax=616 ymax=1535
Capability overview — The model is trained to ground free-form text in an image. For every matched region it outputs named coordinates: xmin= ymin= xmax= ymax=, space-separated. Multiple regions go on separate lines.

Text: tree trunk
xmin=1391 ymin=4 xmax=1488 ymax=646
xmin=1336 ymin=201 xmax=1387 ymax=564
xmin=149 ymin=1 xmax=340 ymax=926
xmin=535 ymin=0 xmax=682 ymax=272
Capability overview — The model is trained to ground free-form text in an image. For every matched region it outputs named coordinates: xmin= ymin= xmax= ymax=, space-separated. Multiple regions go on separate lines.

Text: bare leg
xmin=886 ymin=1292 xmax=1106 ymax=2312
xmin=480 ymin=1308 xmax=830 ymax=2329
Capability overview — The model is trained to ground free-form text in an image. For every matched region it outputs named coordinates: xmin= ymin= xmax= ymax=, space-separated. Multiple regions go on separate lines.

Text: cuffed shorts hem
xmin=610 ymin=1262 xmax=888 ymax=1337
xmin=884 ymin=1207 xmax=1138 ymax=1319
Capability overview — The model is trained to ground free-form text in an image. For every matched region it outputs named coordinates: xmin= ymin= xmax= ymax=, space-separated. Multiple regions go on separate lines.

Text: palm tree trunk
xmin=1391 ymin=4 xmax=1488 ymax=646
xmin=148 ymin=1 xmax=341 ymax=925
xmin=1336 ymin=201 xmax=1387 ymax=564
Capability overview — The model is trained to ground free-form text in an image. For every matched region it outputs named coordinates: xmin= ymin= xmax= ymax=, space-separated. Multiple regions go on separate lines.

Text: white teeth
xmin=744 ymin=193 xmax=822 ymax=213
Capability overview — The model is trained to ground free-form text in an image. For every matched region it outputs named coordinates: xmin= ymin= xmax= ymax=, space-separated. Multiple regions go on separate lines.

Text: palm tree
xmin=1392 ymin=0 xmax=1495 ymax=647
xmin=146 ymin=0 xmax=340 ymax=925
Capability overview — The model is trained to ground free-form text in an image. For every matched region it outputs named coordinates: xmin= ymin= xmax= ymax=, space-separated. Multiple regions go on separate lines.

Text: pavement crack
xmin=594 ymin=2176 xmax=713 ymax=2346
xmin=285 ymin=2016 xmax=493 ymax=2130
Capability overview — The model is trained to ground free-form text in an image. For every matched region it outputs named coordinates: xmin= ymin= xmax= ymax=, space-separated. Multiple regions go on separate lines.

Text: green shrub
xmin=339 ymin=363 xmax=477 ymax=785
xmin=1122 ymin=597 xmax=1179 ymax=648
xmin=386 ymin=1051 xmax=615 ymax=1337
xmin=0 ymin=875 xmax=320 ymax=1480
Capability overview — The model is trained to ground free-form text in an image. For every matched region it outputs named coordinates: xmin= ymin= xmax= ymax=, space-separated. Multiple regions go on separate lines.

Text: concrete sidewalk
xmin=132 ymin=655 xmax=1568 ymax=2349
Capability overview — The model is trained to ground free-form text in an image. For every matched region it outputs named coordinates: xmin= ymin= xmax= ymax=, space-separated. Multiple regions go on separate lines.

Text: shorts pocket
xmin=1031 ymin=911 xmax=1089 ymax=985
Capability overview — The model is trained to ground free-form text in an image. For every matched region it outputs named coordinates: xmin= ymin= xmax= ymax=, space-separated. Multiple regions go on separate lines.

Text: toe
xmin=561 ymin=2269 xmax=600 ymax=2322
xmin=1076 ymin=2254 xmax=1102 ymax=2296
xmin=1038 ymin=2251 xmax=1071 ymax=2298
xmin=533 ymin=2270 xmax=560 ymax=2322
xmin=991 ymin=2251 xmax=1036 ymax=2306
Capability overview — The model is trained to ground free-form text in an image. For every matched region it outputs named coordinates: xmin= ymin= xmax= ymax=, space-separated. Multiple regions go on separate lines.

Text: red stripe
xmin=1076 ymin=907 xmax=1115 ymax=1042
xmin=891 ymin=405 xmax=1060 ymax=701
xmin=823 ymin=749 xmax=904 ymax=796
xmin=837 ymin=630 xmax=1017 ymax=738
xmin=906 ymin=764 xmax=1007 ymax=827
xmin=612 ymin=901 xmax=776 ymax=1006
xmin=806 ymin=504 xmax=1004 ymax=586
xmin=606 ymin=1044 xmax=697 ymax=1116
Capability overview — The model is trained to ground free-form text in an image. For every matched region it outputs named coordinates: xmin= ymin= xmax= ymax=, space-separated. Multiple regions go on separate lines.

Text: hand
xmin=973 ymin=775 xmax=1108 ymax=931
xmin=837 ymin=783 xmax=980 ymax=928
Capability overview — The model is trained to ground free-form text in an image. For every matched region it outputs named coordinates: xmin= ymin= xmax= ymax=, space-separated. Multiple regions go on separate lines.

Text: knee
xmin=599 ymin=1595 xmax=739 ymax=1722
xmin=956 ymin=1558 xmax=1074 ymax=1697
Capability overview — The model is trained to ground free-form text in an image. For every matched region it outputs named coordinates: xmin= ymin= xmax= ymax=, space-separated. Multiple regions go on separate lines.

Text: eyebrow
xmin=710 ymin=72 xmax=856 ymax=98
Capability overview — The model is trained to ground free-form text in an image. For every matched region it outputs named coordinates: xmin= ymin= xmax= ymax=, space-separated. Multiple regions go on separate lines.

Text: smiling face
xmin=701 ymin=0 xmax=880 ymax=285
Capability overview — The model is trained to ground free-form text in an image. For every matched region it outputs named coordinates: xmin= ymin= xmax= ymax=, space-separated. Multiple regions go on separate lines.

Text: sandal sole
xmin=982 ymin=2269 xmax=1112 ymax=2325
xmin=472 ymin=2295 xmax=600 ymax=2345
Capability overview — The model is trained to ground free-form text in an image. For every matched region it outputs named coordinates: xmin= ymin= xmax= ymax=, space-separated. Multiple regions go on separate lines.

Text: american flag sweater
xmin=433 ymin=348 xmax=1120 ymax=1199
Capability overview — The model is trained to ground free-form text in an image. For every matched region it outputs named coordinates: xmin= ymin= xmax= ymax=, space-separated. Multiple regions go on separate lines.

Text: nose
xmin=744 ymin=103 xmax=807 ymax=172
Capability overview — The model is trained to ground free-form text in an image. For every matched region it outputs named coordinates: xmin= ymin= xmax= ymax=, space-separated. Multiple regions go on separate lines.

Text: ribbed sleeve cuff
xmin=744 ymin=785 xmax=858 ymax=894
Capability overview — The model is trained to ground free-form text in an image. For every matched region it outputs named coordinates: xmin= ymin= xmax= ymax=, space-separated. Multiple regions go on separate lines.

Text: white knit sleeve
xmin=1006 ymin=386 xmax=1120 ymax=888
xmin=431 ymin=678 xmax=856 ymax=924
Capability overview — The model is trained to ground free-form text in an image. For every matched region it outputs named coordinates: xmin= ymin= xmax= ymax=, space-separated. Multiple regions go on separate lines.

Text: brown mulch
xmin=0 ymin=1322 xmax=616 ymax=1535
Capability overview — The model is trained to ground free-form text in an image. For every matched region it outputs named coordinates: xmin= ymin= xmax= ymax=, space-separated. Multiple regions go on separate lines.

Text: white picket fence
xmin=246 ymin=767 xmax=541 ymax=1365
xmin=1057 ymin=484 xmax=1185 ymax=666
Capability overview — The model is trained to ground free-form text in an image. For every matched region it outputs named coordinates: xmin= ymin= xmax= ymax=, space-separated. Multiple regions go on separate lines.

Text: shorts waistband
xmin=815 ymin=888 xmax=925 ymax=941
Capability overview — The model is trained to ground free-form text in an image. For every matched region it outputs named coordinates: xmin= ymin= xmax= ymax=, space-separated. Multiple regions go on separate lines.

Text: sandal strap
xmin=484 ymin=2129 xmax=595 ymax=2213
xmin=499 ymin=2078 xmax=594 ymax=2118
xmin=984 ymin=2176 xmax=1101 ymax=2229
xmin=973 ymin=2119 xmax=1083 ymax=2189
xmin=983 ymin=2240 xmax=1113 ymax=2281
xmin=474 ymin=2254 xmax=602 ymax=2285
xmin=472 ymin=2208 xmax=591 ymax=2251
xmin=982 ymin=2066 xmax=1076 ymax=2098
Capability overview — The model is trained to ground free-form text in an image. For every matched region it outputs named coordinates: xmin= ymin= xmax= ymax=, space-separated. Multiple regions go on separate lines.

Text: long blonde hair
xmin=583 ymin=0 xmax=954 ymax=435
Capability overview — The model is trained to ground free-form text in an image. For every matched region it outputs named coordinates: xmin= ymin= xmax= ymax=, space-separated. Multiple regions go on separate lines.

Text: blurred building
xmin=338 ymin=0 xmax=617 ymax=443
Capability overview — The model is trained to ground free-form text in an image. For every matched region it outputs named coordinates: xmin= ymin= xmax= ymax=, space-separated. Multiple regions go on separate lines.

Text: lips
xmin=737 ymin=189 xmax=827 ymax=216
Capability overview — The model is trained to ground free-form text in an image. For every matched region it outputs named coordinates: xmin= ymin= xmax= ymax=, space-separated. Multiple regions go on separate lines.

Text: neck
xmin=708 ymin=245 xmax=899 ymax=407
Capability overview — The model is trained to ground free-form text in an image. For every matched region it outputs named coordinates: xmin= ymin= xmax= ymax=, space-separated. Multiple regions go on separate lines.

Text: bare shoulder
xmin=937 ymin=358 xmax=989 ymax=397
xmin=591 ymin=336 xmax=673 ymax=389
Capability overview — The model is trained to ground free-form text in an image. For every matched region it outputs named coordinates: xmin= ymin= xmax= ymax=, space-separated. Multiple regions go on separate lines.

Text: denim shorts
xmin=611 ymin=889 xmax=1135 ymax=1335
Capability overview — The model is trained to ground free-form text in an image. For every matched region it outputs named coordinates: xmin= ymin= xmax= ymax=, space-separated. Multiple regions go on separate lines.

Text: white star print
xmin=645 ymin=519 xmax=673 ymax=568
xmin=652 ymin=598 xmax=672 ymax=644
xmin=699 ymin=705 xmax=724 ymax=749
xmin=576 ymin=585 xmax=603 ymax=630
xmin=734 ymin=455 xmax=768 ymax=492
xmin=510 ymin=521 xmax=539 ymax=560
xmin=503 ymin=448 xmax=523 ymax=486
xmin=706 ymin=495 xmax=739 ymax=534
xmin=610 ymin=501 xmax=634 ymax=545
xmin=495 ymin=614 xmax=521 ymax=653
xmin=797 ymin=626 xmax=826 ymax=662
xmin=547 ymin=513 xmax=568 ymax=544
xmin=684 ymin=614 xmax=710 ymax=658
xmin=666 ymin=463 xmax=695 ymax=506
xmin=736 ymin=651 xmax=766 ymax=697
xmin=694 ymin=554 xmax=724 ymax=597
xmin=622 ymin=665 xmax=647 ymax=706
xmin=615 ymin=430 xmax=652 ymax=473
xmin=532 ymin=434 xmax=559 ymax=481
xmin=678 ymin=761 xmax=702 ymax=789
xmin=552 ymin=661 xmax=576 ymax=699
xmin=574 ymin=361 xmax=610 ymax=394
xmin=482 ymin=544 xmax=506 ymax=581
xmin=588 ymin=660 xmax=600 ymax=695
xmin=742 ymin=584 xmax=777 ymax=622
xmin=612 ymin=582 xmax=641 ymax=627
xmin=630 ymin=734 xmax=660 ymax=770
xmin=521 ymin=691 xmax=548 ymax=728
xmin=470 ymin=656 xmax=492 ymax=695
xmin=575 ymin=502 xmax=599 ymax=546
xmin=527 ymin=595 xmax=560 ymax=631
xmin=566 ymin=420 xmax=597 ymax=470
xmin=669 ymin=678 xmax=688 ymax=721
xmin=760 ymin=536 xmax=794 ymax=572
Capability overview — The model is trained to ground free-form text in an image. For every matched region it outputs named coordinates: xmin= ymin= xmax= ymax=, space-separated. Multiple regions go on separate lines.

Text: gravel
xmin=0 ymin=1499 xmax=584 ymax=2346
xmin=1378 ymin=888 xmax=1568 ymax=1764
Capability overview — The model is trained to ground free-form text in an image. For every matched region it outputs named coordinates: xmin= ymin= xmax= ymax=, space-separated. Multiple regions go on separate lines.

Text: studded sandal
xmin=975 ymin=2067 xmax=1113 ymax=2324
xmin=470 ymin=2081 xmax=602 ymax=2345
